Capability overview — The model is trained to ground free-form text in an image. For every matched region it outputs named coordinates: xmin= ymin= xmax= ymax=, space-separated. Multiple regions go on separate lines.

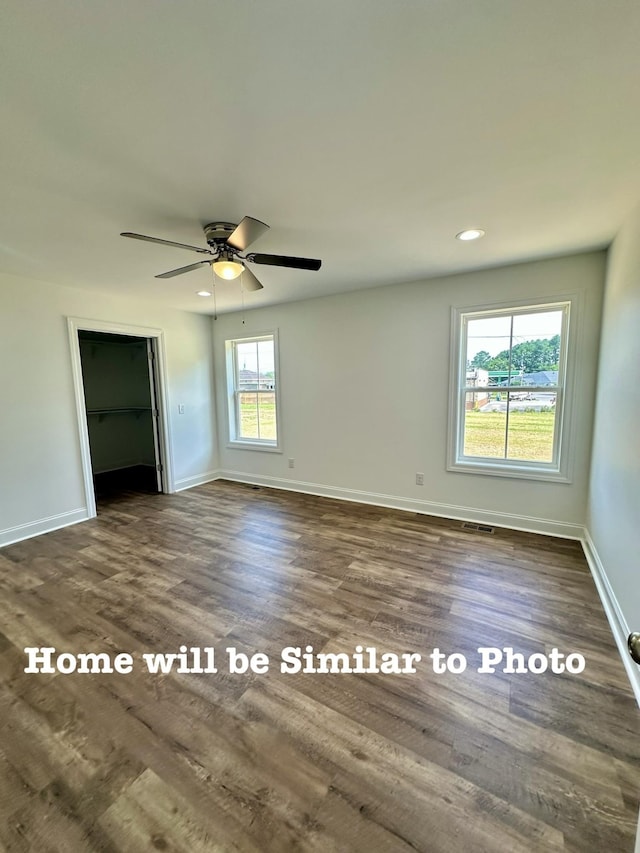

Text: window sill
xmin=227 ymin=440 xmax=282 ymax=454
xmin=448 ymin=458 xmax=571 ymax=483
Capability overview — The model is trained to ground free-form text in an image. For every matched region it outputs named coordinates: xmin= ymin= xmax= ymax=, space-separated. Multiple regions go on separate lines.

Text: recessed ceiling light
xmin=456 ymin=229 xmax=485 ymax=241
xmin=196 ymin=290 xmax=212 ymax=297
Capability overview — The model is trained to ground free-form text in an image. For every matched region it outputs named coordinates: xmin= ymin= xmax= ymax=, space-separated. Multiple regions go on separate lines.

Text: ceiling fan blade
xmin=240 ymin=266 xmax=263 ymax=292
xmin=121 ymin=232 xmax=212 ymax=255
xmin=226 ymin=216 xmax=270 ymax=251
xmin=155 ymin=260 xmax=212 ymax=279
xmin=247 ymin=252 xmax=321 ymax=271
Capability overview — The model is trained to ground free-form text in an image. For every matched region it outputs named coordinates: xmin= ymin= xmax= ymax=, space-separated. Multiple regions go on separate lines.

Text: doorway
xmin=68 ymin=318 xmax=173 ymax=516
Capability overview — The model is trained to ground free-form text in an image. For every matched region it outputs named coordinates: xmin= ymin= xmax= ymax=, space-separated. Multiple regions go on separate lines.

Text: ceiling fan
xmin=121 ymin=216 xmax=321 ymax=291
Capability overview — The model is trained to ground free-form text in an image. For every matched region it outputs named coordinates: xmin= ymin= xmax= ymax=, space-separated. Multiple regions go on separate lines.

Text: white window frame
xmin=225 ymin=330 xmax=282 ymax=452
xmin=447 ymin=297 xmax=577 ymax=482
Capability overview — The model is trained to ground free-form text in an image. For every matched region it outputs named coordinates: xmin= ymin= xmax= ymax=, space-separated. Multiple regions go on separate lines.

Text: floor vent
xmin=462 ymin=522 xmax=495 ymax=534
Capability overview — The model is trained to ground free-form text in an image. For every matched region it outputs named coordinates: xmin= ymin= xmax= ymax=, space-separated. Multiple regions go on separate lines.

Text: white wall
xmin=213 ymin=251 xmax=605 ymax=538
xmin=0 ymin=249 xmax=609 ymax=549
xmin=0 ymin=272 xmax=218 ymax=545
xmin=586 ymin=204 xmax=640 ymax=637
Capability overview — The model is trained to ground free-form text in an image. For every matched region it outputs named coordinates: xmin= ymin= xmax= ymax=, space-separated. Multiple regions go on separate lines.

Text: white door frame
xmin=67 ymin=317 xmax=175 ymax=517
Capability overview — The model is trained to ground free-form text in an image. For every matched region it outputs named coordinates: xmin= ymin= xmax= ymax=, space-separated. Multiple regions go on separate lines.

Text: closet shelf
xmin=87 ymin=407 xmax=152 ymax=422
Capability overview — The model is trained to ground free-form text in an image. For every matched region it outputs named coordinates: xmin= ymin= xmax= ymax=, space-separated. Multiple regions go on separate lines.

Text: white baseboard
xmin=0 ymin=469 xmax=224 ymax=547
xmin=173 ymin=470 xmax=222 ymax=492
xmin=581 ymin=530 xmax=640 ymax=707
xmin=217 ymin=470 xmax=584 ymax=539
xmin=0 ymin=508 xmax=89 ymax=549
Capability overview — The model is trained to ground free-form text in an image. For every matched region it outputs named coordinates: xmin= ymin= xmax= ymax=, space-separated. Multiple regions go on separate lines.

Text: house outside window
xmin=448 ymin=299 xmax=575 ymax=481
xmin=225 ymin=332 xmax=281 ymax=451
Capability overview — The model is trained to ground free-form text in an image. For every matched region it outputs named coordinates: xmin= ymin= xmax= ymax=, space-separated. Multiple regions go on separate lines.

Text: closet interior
xmin=78 ymin=330 xmax=163 ymax=502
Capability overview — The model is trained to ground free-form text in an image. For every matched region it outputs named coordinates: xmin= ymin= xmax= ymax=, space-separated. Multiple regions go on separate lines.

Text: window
xmin=448 ymin=300 xmax=573 ymax=481
xmin=225 ymin=332 xmax=280 ymax=450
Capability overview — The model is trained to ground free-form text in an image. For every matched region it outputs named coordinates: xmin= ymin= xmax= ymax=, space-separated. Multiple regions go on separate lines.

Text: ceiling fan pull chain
xmin=241 ymin=274 xmax=246 ymax=325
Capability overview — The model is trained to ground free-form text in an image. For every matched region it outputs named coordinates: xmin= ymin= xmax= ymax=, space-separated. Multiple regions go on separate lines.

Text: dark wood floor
xmin=0 ymin=480 xmax=638 ymax=852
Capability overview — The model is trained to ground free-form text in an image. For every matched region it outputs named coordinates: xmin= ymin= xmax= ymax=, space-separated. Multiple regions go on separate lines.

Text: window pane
xmin=257 ymin=392 xmax=277 ymax=441
xmin=237 ymin=341 xmax=259 ymax=390
xmin=238 ymin=392 xmax=259 ymax=438
xmin=510 ymin=311 xmax=563 ymax=386
xmin=466 ymin=316 xmax=511 ymax=386
xmin=463 ymin=390 xmax=557 ymax=462
xmin=505 ymin=393 xmax=556 ymax=462
xmin=238 ymin=392 xmax=277 ymax=441
xmin=257 ymin=339 xmax=276 ymax=389
xmin=463 ymin=405 xmax=507 ymax=458
xmin=236 ymin=339 xmax=276 ymax=392
xmin=466 ymin=310 xmax=563 ymax=389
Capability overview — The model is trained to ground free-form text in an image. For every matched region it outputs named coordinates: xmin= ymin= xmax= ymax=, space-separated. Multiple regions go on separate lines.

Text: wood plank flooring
xmin=0 ymin=480 xmax=638 ymax=852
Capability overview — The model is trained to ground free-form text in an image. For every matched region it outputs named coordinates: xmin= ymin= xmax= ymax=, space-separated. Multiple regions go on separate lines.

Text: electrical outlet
xmin=178 ymin=404 xmax=185 ymax=414
xmin=415 ymin=472 xmax=424 ymax=486
xmin=288 ymin=458 xmax=295 ymax=468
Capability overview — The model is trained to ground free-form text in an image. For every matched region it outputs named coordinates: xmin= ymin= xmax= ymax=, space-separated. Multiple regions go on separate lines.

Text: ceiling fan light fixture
xmin=212 ymin=259 xmax=244 ymax=280
xmin=456 ymin=228 xmax=485 ymax=241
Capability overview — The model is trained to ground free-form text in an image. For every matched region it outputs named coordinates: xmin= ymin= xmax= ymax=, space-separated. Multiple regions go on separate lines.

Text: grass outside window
xmin=463 ymin=409 xmax=556 ymax=462
xmin=238 ymin=394 xmax=277 ymax=441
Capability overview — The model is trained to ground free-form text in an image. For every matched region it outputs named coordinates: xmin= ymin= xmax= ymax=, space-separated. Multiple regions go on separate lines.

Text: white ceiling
xmin=2 ymin=1 xmax=640 ymax=315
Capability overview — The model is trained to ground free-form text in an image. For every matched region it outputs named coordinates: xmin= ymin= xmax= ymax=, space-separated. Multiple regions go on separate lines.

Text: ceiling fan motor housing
xmin=203 ymin=222 xmax=237 ymax=247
